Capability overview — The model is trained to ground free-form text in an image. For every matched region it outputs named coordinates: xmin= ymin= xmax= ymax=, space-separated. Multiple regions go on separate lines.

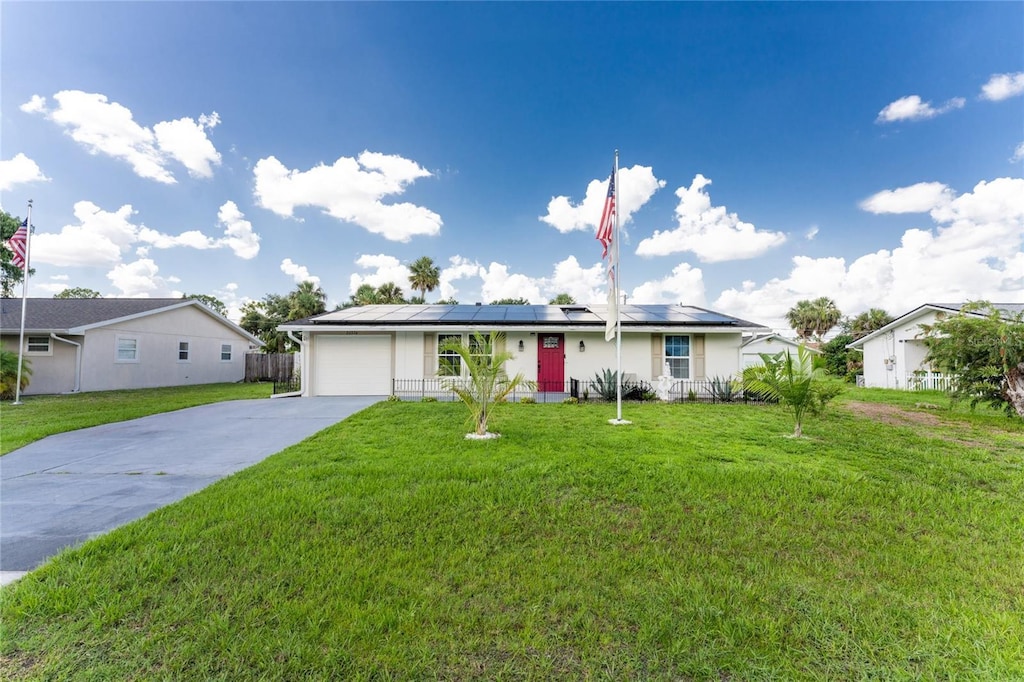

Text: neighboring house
xmin=740 ymin=333 xmax=811 ymax=368
xmin=279 ymin=304 xmax=770 ymax=397
xmin=847 ymin=302 xmax=1024 ymax=389
xmin=0 ymin=298 xmax=262 ymax=395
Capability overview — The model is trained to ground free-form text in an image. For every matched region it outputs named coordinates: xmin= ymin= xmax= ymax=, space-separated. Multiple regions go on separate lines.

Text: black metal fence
xmin=391 ymin=378 xmax=775 ymax=404
xmin=273 ymin=377 xmax=301 ymax=395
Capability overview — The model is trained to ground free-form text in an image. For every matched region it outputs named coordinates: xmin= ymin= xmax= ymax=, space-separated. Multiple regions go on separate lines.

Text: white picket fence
xmin=907 ymin=372 xmax=954 ymax=392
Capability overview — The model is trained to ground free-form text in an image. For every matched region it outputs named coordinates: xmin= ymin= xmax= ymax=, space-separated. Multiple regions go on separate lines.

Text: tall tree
xmin=785 ymin=300 xmax=818 ymax=342
xmin=1 ymin=210 xmax=33 ymax=298
xmin=549 ymin=293 xmax=576 ymax=305
xmin=240 ymin=294 xmax=293 ymax=353
xmin=55 ymin=287 xmax=102 ymax=299
xmin=408 ymin=256 xmax=440 ymax=303
xmin=786 ymin=297 xmax=842 ymax=343
xmin=490 ymin=297 xmax=530 ymax=305
xmin=182 ymin=293 xmax=227 ymax=317
xmin=349 ymin=284 xmax=380 ymax=307
xmin=923 ymin=302 xmax=1024 ymax=418
xmin=288 ymin=281 xmax=327 ymax=320
xmin=376 ymin=282 xmax=406 ymax=304
xmin=844 ymin=308 xmax=894 ymax=339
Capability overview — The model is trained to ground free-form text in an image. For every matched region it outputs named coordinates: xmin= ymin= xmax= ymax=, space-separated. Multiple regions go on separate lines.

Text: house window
xmin=220 ymin=344 xmax=233 ymax=362
xmin=437 ymin=334 xmax=462 ymax=376
xmin=178 ymin=341 xmax=190 ymax=362
xmin=469 ymin=333 xmax=492 ymax=367
xmin=665 ymin=335 xmax=690 ymax=379
xmin=116 ymin=337 xmax=139 ymax=362
xmin=26 ymin=335 xmax=50 ymax=354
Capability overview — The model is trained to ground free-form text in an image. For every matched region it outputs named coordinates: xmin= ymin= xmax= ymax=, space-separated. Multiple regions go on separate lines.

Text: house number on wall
xmin=542 ymin=336 xmax=559 ymax=348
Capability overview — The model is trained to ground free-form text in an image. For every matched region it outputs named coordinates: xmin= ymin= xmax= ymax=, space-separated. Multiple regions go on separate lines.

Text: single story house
xmin=847 ymin=302 xmax=1024 ymax=390
xmin=0 ymin=298 xmax=262 ymax=395
xmin=740 ymin=333 xmax=812 ymax=368
xmin=279 ymin=303 xmax=770 ymax=397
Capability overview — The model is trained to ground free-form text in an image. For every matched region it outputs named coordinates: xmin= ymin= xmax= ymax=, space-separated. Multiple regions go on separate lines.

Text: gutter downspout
xmin=50 ymin=333 xmax=81 ymax=393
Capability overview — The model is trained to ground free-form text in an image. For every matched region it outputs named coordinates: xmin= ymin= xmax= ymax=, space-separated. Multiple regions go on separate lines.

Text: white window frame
xmin=26 ymin=335 xmax=52 ymax=356
xmin=220 ymin=343 xmax=233 ymax=362
xmin=116 ymin=336 xmax=139 ymax=363
xmin=178 ymin=340 xmax=191 ymax=362
xmin=664 ymin=334 xmax=691 ymax=379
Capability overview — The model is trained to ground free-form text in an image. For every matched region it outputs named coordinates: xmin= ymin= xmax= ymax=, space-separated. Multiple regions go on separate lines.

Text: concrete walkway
xmin=1 ymin=396 xmax=380 ymax=585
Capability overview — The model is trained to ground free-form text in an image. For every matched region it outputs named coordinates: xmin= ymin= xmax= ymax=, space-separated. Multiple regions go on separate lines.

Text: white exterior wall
xmin=78 ymin=307 xmax=250 ymax=392
xmin=394 ymin=331 xmax=423 ymax=380
xmin=860 ymin=310 xmax=939 ymax=389
xmin=1 ymin=334 xmax=80 ymax=395
xmin=742 ymin=337 xmax=800 ymax=368
xmin=704 ymin=333 xmax=743 ymax=379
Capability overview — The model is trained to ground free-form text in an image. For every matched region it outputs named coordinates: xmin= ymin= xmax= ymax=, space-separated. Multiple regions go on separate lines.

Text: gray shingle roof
xmin=0 ymin=298 xmax=190 ymax=333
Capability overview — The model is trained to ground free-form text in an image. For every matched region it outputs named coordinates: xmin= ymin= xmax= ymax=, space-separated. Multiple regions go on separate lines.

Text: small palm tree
xmin=743 ymin=345 xmax=841 ymax=437
xmin=0 ymin=350 xmax=32 ymax=400
xmin=439 ymin=331 xmax=533 ymax=438
xmin=408 ymin=256 xmax=440 ymax=303
xmin=846 ymin=308 xmax=894 ymax=339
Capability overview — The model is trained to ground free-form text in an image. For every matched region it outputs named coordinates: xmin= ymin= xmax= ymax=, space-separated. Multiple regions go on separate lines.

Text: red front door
xmin=537 ymin=334 xmax=564 ymax=392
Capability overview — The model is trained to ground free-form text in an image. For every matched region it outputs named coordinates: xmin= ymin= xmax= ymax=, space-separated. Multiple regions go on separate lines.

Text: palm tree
xmin=439 ymin=331 xmax=533 ymax=437
xmin=743 ymin=345 xmax=841 ymax=437
xmin=288 ymin=281 xmax=327 ymax=320
xmin=846 ymin=308 xmax=894 ymax=339
xmin=0 ymin=350 xmax=32 ymax=400
xmin=349 ymin=284 xmax=380 ymax=307
xmin=785 ymin=300 xmax=818 ymax=342
xmin=376 ymin=282 xmax=407 ymax=304
xmin=809 ymin=296 xmax=842 ymax=342
xmin=408 ymin=256 xmax=440 ymax=303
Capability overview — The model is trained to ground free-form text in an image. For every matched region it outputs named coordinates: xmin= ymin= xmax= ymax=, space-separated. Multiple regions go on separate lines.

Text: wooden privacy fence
xmin=245 ymin=352 xmax=295 ymax=383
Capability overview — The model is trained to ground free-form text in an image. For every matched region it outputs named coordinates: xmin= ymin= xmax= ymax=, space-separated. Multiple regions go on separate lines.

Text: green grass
xmin=0 ymin=382 xmax=272 ymax=455
xmin=2 ymin=395 xmax=1022 ymax=679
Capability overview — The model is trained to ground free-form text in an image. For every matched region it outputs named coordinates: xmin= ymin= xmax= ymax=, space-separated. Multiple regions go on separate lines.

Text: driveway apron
xmin=1 ymin=396 xmax=379 ymax=580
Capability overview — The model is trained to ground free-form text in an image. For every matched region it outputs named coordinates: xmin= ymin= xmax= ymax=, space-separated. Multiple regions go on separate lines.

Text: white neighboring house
xmin=0 ymin=298 xmax=263 ymax=395
xmin=279 ymin=304 xmax=771 ymax=397
xmin=740 ymin=333 xmax=810 ymax=368
xmin=847 ymin=303 xmax=1024 ymax=390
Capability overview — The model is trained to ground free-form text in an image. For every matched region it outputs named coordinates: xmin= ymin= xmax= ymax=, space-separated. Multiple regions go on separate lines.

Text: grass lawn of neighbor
xmin=1 ymin=388 xmax=1021 ymax=679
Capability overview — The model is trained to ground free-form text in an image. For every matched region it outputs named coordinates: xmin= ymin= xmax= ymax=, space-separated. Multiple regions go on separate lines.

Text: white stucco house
xmin=0 ymin=298 xmax=262 ymax=395
xmin=279 ymin=303 xmax=770 ymax=397
xmin=847 ymin=302 xmax=1024 ymax=390
xmin=740 ymin=333 xmax=812 ymax=368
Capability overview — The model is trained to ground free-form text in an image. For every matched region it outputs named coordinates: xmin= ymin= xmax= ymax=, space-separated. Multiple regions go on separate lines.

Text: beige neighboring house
xmin=847 ymin=302 xmax=1024 ymax=390
xmin=0 ymin=298 xmax=262 ymax=395
xmin=740 ymin=333 xmax=811 ymax=368
xmin=279 ymin=303 xmax=770 ymax=397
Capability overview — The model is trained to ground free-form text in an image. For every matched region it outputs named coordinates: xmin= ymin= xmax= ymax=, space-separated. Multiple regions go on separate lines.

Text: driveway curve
xmin=1 ymin=396 xmax=380 ymax=582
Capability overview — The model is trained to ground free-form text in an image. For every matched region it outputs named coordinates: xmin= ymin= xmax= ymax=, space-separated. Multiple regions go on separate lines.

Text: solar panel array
xmin=311 ymin=304 xmax=755 ymax=327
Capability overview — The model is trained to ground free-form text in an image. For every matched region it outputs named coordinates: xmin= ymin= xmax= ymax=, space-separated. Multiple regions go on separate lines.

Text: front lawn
xmin=1 ymin=398 xmax=1021 ymax=679
xmin=0 ymin=382 xmax=272 ymax=455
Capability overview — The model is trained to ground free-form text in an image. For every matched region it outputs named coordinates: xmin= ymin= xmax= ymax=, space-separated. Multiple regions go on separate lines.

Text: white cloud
xmin=107 ymin=258 xmax=182 ymax=298
xmin=713 ymin=177 xmax=1024 ymax=330
xmin=630 ymin=262 xmax=706 ymax=306
xmin=546 ymin=256 xmax=606 ymax=304
xmin=805 ymin=225 xmax=819 ymax=240
xmin=478 ymin=262 xmax=544 ymax=304
xmin=439 ymin=255 xmax=482 ymax=301
xmin=635 ymin=174 xmax=786 ymax=262
xmin=280 ymin=258 xmax=320 ymax=286
xmin=253 ymin=152 xmax=441 ymax=242
xmin=21 ymin=90 xmax=221 ymax=184
xmin=980 ymin=72 xmax=1024 ymax=102
xmin=859 ymin=181 xmax=955 ymax=214
xmin=539 ymin=165 xmax=666 ymax=233
xmin=875 ymin=94 xmax=965 ymax=123
xmin=215 ymin=282 xmax=252 ymax=324
xmin=216 ymin=201 xmax=260 ymax=259
xmin=1012 ymin=142 xmax=1024 ymax=163
xmin=0 ymin=153 xmax=51 ymax=191
xmin=348 ymin=254 xmax=412 ymax=296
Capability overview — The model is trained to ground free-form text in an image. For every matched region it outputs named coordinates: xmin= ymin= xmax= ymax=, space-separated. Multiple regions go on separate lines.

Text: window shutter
xmin=693 ymin=334 xmax=706 ymax=380
xmin=423 ymin=333 xmax=435 ymax=377
xmin=651 ymin=333 xmax=663 ymax=377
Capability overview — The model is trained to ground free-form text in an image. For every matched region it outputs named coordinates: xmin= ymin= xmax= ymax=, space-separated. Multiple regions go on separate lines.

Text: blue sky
xmin=2 ymin=2 xmax=1022 ymax=329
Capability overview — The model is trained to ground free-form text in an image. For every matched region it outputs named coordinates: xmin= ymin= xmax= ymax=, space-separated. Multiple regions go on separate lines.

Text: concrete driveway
xmin=1 ymin=396 xmax=380 ymax=584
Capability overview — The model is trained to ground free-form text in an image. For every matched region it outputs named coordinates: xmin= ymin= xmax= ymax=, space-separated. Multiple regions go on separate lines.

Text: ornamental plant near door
xmin=439 ymin=331 xmax=533 ymax=438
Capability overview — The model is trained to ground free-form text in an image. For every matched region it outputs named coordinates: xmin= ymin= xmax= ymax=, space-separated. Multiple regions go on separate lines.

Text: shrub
xmin=385 ymin=394 xmax=401 ymax=402
xmin=421 ymin=396 xmax=438 ymax=403
xmin=0 ymin=350 xmax=32 ymax=400
xmin=562 ymin=396 xmax=579 ymax=405
xmin=710 ymin=375 xmax=741 ymax=402
xmin=520 ymin=396 xmax=536 ymax=404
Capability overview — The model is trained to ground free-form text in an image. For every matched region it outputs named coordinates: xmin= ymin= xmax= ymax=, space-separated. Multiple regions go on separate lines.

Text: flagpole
xmin=13 ymin=199 xmax=33 ymax=405
xmin=613 ymin=150 xmax=623 ymax=422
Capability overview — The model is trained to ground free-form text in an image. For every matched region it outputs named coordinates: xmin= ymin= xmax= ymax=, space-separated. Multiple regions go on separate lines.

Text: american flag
xmin=595 ymin=166 xmax=615 ymax=259
xmin=7 ymin=219 xmax=28 ymax=270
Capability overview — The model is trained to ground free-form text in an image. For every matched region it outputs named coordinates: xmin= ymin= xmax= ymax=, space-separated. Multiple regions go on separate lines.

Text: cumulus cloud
xmin=0 ymin=153 xmax=50 ymax=191
xmin=635 ymin=174 xmax=786 ymax=262
xmin=630 ymin=263 xmax=706 ymax=306
xmin=540 ymin=165 xmax=666 ymax=233
xmin=859 ymin=181 xmax=955 ymax=214
xmin=439 ymin=255 xmax=483 ymax=301
xmin=281 ymin=258 xmax=320 ymax=286
xmin=21 ymin=90 xmax=221 ymax=184
xmin=216 ymin=201 xmax=260 ymax=259
xmin=107 ymin=258 xmax=182 ymax=298
xmin=1012 ymin=142 xmax=1024 ymax=163
xmin=980 ymin=72 xmax=1024 ymax=102
xmin=713 ymin=177 xmax=1024 ymax=330
xmin=348 ymin=254 xmax=412 ymax=296
xmin=805 ymin=225 xmax=819 ymax=240
xmin=253 ymin=152 xmax=441 ymax=242
xmin=478 ymin=262 xmax=545 ymax=303
xmin=215 ymin=282 xmax=253 ymax=324
xmin=875 ymin=94 xmax=965 ymax=123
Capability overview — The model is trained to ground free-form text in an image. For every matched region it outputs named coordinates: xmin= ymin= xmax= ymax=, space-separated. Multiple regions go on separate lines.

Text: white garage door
xmin=314 ymin=335 xmax=392 ymax=395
